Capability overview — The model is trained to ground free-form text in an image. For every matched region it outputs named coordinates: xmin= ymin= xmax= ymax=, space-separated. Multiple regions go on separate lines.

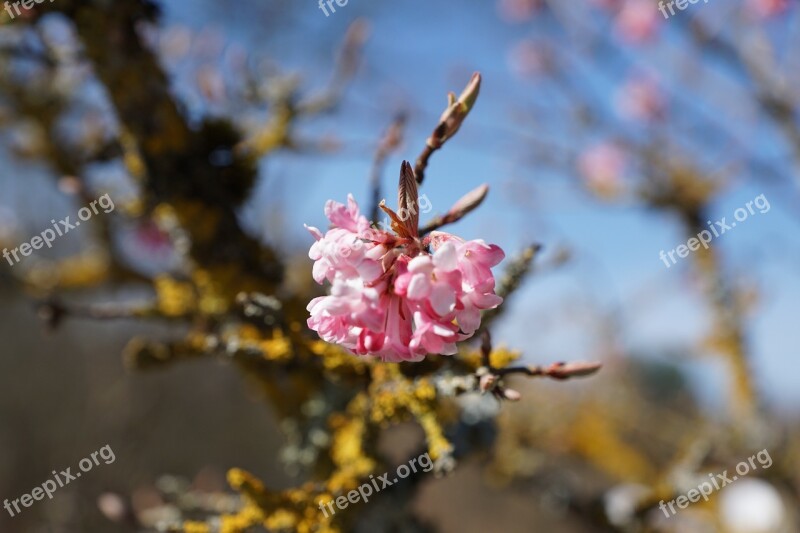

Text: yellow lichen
xmin=182 ymin=522 xmax=211 ymax=533
xmin=154 ymin=275 xmax=196 ymax=317
xmin=460 ymin=346 xmax=521 ymax=370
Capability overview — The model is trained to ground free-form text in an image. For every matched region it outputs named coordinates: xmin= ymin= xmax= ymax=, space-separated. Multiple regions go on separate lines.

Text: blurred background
xmin=0 ymin=0 xmax=799 ymax=531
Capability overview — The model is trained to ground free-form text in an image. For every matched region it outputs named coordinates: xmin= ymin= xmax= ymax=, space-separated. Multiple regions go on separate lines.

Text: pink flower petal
xmin=433 ymin=241 xmax=458 ymax=272
xmin=407 ymin=273 xmax=432 ymax=300
xmin=429 ymin=283 xmax=456 ymax=316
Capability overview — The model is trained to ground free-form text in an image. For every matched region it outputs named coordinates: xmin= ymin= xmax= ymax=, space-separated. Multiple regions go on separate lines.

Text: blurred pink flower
xmin=747 ymin=0 xmax=790 ymax=18
xmin=615 ymin=0 xmax=659 ymax=43
xmin=508 ymin=39 xmax=552 ymax=78
xmin=615 ymin=75 xmax=666 ymax=122
xmin=196 ymin=65 xmax=226 ymax=103
xmin=497 ymin=0 xmax=543 ymax=23
xmin=133 ymin=220 xmax=174 ymax=254
xmin=577 ymin=142 xmax=627 ymax=197
xmin=306 ymin=174 xmax=504 ymax=362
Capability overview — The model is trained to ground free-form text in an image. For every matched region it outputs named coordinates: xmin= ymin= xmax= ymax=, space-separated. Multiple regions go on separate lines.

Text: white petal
xmin=408 ymin=255 xmax=433 ymax=273
xmin=407 ymin=274 xmax=432 ymax=300
xmin=311 ymin=260 xmax=328 ymax=284
xmin=304 ymin=224 xmax=323 ymax=241
xmin=429 ymin=284 xmax=456 ymax=315
xmin=433 ymin=241 xmax=458 ymax=272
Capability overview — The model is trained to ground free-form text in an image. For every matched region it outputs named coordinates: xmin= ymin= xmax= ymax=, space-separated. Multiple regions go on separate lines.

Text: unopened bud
xmin=479 ymin=373 xmax=497 ymax=393
xmin=427 ymin=72 xmax=481 ymax=149
xmin=451 ymin=184 xmax=489 ymax=216
xmin=546 ymin=361 xmax=603 ymax=380
xmin=502 ymin=388 xmax=522 ymax=401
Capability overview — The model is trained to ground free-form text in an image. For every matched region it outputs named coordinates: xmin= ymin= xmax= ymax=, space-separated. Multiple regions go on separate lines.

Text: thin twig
xmin=414 ymin=73 xmax=481 ymax=185
xmin=413 ymin=144 xmax=436 ymax=186
xmin=495 ymin=361 xmax=603 ymax=380
xmin=420 ymin=183 xmax=489 ymax=234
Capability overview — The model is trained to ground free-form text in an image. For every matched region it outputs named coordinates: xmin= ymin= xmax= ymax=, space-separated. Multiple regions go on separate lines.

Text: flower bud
xmin=502 ymin=388 xmax=522 ymax=402
xmin=427 ymin=73 xmax=481 ymax=149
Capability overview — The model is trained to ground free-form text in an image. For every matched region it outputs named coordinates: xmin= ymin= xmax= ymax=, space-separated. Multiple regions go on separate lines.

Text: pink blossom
xmin=747 ymin=0 xmax=790 ymax=18
xmin=133 ymin=220 xmax=173 ymax=254
xmin=306 ymin=196 xmax=381 ymax=285
xmin=577 ymin=142 xmax=627 ymax=197
xmin=508 ymin=39 xmax=552 ymax=78
xmin=615 ymin=0 xmax=659 ymax=43
xmin=306 ymin=167 xmax=505 ymax=362
xmin=615 ymin=75 xmax=666 ymax=122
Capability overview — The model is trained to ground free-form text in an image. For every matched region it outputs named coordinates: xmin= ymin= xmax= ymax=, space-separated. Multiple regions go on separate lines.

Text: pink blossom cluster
xmin=585 ymin=0 xmax=660 ymax=42
xmin=747 ymin=0 xmax=790 ymax=18
xmin=306 ymin=195 xmax=504 ymax=362
xmin=614 ymin=0 xmax=660 ymax=42
xmin=497 ymin=0 xmax=661 ymax=42
xmin=577 ymin=141 xmax=627 ymax=196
